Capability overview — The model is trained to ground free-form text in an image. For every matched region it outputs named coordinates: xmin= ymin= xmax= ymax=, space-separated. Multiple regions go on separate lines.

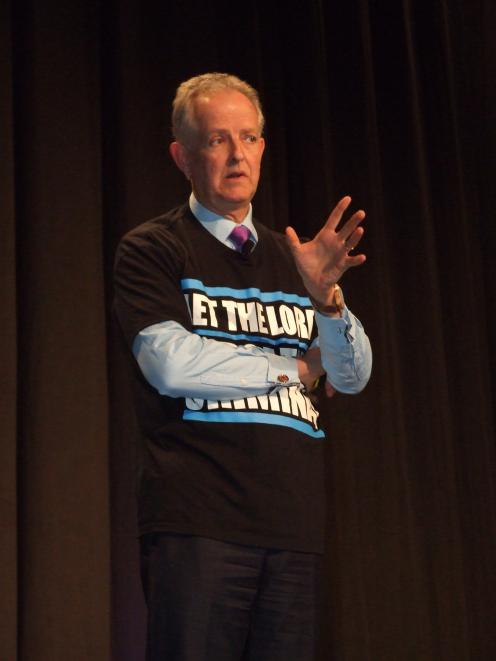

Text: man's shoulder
xmin=114 ymin=203 xmax=194 ymax=272
xmin=120 ymin=203 xmax=192 ymax=244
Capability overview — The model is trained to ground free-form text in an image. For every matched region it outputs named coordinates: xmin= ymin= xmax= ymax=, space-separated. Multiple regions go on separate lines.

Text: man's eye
xmin=209 ymin=137 xmax=223 ymax=146
xmin=244 ymin=135 xmax=258 ymax=143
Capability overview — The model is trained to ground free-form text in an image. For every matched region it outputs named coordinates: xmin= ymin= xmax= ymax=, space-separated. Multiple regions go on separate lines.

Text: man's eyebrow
xmin=207 ymin=128 xmax=227 ymax=134
xmin=205 ymin=129 xmax=260 ymax=138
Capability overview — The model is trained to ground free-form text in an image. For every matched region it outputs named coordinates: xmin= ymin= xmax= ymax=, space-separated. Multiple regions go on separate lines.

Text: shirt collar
xmin=189 ymin=192 xmax=258 ymax=248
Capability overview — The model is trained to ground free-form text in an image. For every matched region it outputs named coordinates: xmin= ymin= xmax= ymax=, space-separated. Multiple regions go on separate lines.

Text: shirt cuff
xmin=265 ymin=353 xmax=300 ymax=386
xmin=315 ymin=306 xmax=356 ymax=347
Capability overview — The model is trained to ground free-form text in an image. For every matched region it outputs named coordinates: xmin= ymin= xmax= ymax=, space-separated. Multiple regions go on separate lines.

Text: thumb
xmin=285 ymin=226 xmax=301 ymax=255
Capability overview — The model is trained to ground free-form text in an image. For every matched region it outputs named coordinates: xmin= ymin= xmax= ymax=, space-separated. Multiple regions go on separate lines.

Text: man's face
xmin=171 ymin=90 xmax=265 ymax=222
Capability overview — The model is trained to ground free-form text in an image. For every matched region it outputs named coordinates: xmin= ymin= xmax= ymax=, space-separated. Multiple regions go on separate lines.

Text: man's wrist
xmin=309 ymin=284 xmax=345 ymax=317
xmin=296 ymin=357 xmax=320 ymax=390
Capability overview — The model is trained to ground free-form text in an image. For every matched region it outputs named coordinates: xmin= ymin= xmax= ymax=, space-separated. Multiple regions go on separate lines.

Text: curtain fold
xmin=2 ymin=1 xmax=495 ymax=659
xmin=1 ymin=2 xmax=18 ymax=659
xmin=6 ymin=1 xmax=111 ymax=659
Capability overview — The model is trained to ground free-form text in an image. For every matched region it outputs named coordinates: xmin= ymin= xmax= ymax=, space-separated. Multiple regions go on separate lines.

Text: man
xmin=114 ymin=72 xmax=372 ymax=661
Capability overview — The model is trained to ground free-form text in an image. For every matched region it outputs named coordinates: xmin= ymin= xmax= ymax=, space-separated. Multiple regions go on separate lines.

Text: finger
xmin=285 ymin=226 xmax=301 ymax=254
xmin=344 ymin=226 xmax=365 ymax=251
xmin=322 ymin=196 xmax=352 ymax=231
xmin=345 ymin=253 xmax=367 ymax=268
xmin=337 ymin=210 xmax=366 ymax=241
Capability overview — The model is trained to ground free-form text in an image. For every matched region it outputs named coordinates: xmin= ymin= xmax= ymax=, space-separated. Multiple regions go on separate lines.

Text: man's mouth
xmin=226 ymin=172 xmax=246 ymax=179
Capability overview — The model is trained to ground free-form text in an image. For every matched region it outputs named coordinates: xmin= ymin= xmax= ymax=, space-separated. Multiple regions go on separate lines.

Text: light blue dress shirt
xmin=132 ymin=193 xmax=372 ymax=399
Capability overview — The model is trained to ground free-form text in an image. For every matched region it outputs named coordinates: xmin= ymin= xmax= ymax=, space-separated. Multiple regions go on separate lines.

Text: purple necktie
xmin=229 ymin=224 xmax=252 ymax=252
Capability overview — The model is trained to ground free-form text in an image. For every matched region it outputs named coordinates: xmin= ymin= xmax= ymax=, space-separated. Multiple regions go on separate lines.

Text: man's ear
xmin=169 ymin=142 xmax=191 ymax=179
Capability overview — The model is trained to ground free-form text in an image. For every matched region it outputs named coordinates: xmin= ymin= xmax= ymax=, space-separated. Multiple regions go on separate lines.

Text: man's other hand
xmin=297 ymin=347 xmax=325 ymax=391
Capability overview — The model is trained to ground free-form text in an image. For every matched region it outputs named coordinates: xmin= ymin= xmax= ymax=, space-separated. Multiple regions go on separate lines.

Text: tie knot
xmin=229 ymin=224 xmax=252 ymax=252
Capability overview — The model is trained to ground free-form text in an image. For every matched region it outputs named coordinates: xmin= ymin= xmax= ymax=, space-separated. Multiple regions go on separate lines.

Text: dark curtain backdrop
xmin=2 ymin=0 xmax=495 ymax=659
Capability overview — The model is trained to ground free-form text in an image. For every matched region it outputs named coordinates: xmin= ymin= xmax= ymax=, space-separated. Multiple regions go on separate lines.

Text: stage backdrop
xmin=2 ymin=1 xmax=495 ymax=659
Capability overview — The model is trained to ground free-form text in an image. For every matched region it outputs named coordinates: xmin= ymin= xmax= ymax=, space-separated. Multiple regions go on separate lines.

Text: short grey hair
xmin=172 ymin=72 xmax=265 ymax=145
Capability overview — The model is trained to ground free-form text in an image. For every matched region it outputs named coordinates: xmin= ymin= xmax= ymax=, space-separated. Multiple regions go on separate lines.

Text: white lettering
xmin=268 ymin=391 xmax=281 ymax=411
xmin=279 ymin=305 xmax=297 ymax=335
xmin=245 ymin=302 xmax=259 ymax=332
xmin=305 ymin=397 xmax=319 ymax=428
xmin=206 ymin=299 xmax=218 ymax=326
xmin=222 ymin=300 xmax=238 ymax=331
xmin=256 ymin=302 xmax=268 ymax=333
xmin=265 ymin=305 xmax=284 ymax=335
xmin=185 ymin=397 xmax=203 ymax=410
xmin=305 ymin=308 xmax=315 ymax=338
xmin=192 ymin=293 xmax=218 ymax=326
xmin=192 ymin=293 xmax=209 ymax=326
xmin=294 ymin=306 xmax=309 ymax=339
xmin=288 ymin=386 xmax=308 ymax=418
xmin=188 ymin=387 xmax=319 ymax=431
xmin=190 ymin=291 xmax=314 ymax=343
xmin=278 ymin=387 xmax=292 ymax=414
xmin=236 ymin=301 xmax=249 ymax=331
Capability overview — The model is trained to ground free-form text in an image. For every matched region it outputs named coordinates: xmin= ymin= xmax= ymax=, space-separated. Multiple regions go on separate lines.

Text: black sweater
xmin=114 ymin=205 xmax=327 ymax=552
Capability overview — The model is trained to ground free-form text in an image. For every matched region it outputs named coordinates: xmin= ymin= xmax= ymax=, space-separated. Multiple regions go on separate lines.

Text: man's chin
xmin=217 ymin=190 xmax=255 ymax=208
xmin=195 ymin=188 xmax=256 ymax=219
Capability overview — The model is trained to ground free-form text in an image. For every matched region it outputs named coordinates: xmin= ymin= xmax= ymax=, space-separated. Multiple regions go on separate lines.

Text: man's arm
xmin=132 ymin=311 xmax=369 ymax=400
xmin=286 ymin=196 xmax=372 ymax=394
xmin=313 ymin=307 xmax=372 ymax=394
xmin=114 ymin=225 xmax=324 ymax=401
xmin=133 ymin=320 xmax=323 ymax=400
xmin=115 ymin=199 xmax=370 ymax=402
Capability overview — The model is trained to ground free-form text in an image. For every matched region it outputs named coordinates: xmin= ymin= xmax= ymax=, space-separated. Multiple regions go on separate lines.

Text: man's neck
xmin=190 ymin=193 xmax=252 ymax=224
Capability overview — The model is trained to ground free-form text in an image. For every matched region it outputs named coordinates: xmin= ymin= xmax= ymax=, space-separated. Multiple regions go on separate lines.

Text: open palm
xmin=286 ymin=196 xmax=366 ymax=307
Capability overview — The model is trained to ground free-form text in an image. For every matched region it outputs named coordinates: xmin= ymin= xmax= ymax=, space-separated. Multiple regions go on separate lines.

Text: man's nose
xmin=228 ymin=137 xmax=244 ymax=162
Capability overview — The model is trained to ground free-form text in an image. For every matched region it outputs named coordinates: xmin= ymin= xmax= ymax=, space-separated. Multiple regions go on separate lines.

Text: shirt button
xmin=277 ymin=374 xmax=289 ymax=383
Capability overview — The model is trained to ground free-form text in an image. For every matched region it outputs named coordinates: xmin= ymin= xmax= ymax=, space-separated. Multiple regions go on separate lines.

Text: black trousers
xmin=141 ymin=533 xmax=320 ymax=661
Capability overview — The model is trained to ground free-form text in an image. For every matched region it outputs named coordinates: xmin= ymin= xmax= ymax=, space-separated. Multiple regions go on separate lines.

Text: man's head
xmin=172 ymin=73 xmax=265 ymax=144
xmin=169 ymin=73 xmax=265 ymax=222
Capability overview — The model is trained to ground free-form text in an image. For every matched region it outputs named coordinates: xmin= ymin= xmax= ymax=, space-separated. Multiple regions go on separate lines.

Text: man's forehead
xmin=193 ymin=90 xmax=258 ymax=122
xmin=195 ymin=88 xmax=252 ymax=105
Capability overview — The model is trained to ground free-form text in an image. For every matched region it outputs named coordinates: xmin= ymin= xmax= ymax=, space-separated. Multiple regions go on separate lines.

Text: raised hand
xmin=285 ymin=196 xmax=366 ymax=307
